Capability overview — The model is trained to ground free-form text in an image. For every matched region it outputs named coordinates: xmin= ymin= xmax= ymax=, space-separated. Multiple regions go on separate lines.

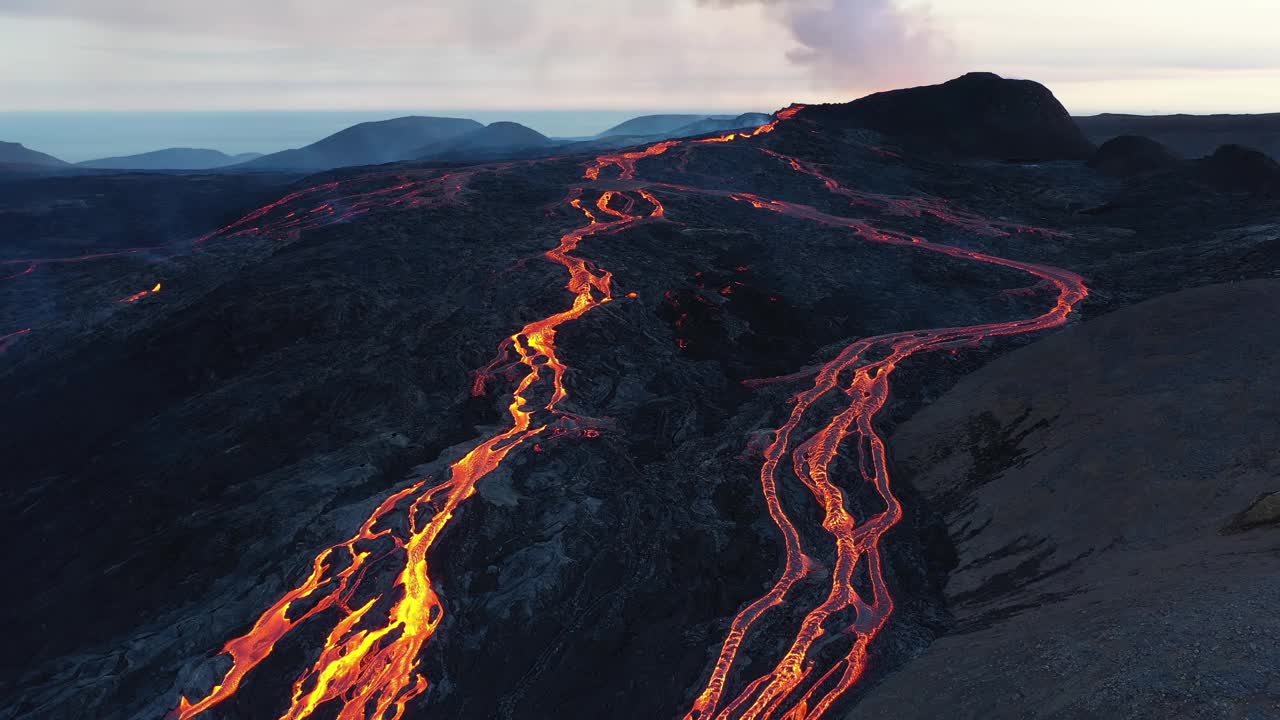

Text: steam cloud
xmin=700 ymin=0 xmax=954 ymax=90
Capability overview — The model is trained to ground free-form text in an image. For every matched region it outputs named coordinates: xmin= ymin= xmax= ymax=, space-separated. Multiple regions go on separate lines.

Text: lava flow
xmin=175 ymin=187 xmax=663 ymax=720
xmin=171 ymin=107 xmax=1085 ymax=720
xmin=669 ymin=149 xmax=1085 ymax=720
xmin=120 ymin=282 xmax=162 ymax=303
xmin=0 ymin=327 xmax=31 ymax=354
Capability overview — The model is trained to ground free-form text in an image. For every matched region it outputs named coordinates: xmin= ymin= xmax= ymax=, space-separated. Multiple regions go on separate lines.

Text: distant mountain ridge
xmin=0 ymin=141 xmax=68 ymax=168
xmin=238 ymin=116 xmax=483 ymax=171
xmin=417 ymin=121 xmax=553 ymax=161
xmin=78 ymin=148 xmax=263 ymax=171
xmin=1075 ymin=112 xmax=1280 ymax=160
xmin=664 ymin=113 xmax=775 ymax=139
xmin=596 ymin=114 xmax=739 ymax=138
xmin=595 ymin=113 xmax=773 ymax=139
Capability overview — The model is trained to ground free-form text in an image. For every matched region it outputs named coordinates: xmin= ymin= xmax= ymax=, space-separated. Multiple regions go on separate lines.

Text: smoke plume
xmin=699 ymin=0 xmax=955 ymax=91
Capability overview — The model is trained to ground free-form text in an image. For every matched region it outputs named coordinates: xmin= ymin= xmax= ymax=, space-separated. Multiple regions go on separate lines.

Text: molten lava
xmin=175 ymin=186 xmax=664 ymax=719
xmin=120 ymin=282 xmax=162 ymax=303
xmin=0 ymin=327 xmax=31 ymax=354
xmin=170 ymin=106 xmax=1086 ymax=720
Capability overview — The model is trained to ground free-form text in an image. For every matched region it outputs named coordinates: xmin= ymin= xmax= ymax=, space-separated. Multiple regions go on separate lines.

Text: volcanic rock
xmin=845 ymin=280 xmax=1280 ymax=720
xmin=3 ymin=74 xmax=1279 ymax=720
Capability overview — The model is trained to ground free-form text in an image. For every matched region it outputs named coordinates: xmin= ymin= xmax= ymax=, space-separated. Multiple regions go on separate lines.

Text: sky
xmin=1 ymin=0 xmax=1278 ymax=116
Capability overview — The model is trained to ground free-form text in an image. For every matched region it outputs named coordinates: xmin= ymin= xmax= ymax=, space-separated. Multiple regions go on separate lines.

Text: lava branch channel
xmin=648 ymin=158 xmax=1087 ymax=719
xmin=173 ymin=188 xmax=663 ymax=720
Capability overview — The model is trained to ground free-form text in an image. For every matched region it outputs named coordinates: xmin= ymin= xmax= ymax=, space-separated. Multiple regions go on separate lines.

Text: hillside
xmin=847 ymin=280 xmax=1280 ymax=719
xmin=78 ymin=148 xmax=263 ymax=171
xmin=803 ymin=71 xmax=1095 ymax=160
xmin=239 ymin=116 xmax=482 ymax=170
xmin=2 ymin=74 xmax=1277 ymax=720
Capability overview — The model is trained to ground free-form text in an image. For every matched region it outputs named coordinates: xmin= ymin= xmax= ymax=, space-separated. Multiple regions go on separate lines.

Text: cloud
xmin=698 ymin=0 xmax=956 ymax=90
xmin=0 ymin=0 xmax=823 ymax=110
xmin=0 ymin=0 xmax=538 ymax=49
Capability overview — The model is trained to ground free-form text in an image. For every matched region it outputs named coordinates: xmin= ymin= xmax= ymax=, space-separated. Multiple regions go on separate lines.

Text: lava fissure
xmin=166 ymin=107 xmax=1085 ymax=720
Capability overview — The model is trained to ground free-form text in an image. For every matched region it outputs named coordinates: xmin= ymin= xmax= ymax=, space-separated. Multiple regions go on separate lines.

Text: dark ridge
xmin=1196 ymin=144 xmax=1280 ymax=194
xmin=798 ymin=71 xmax=1095 ymax=161
xmin=1075 ymin=112 xmax=1280 ymax=159
xmin=1089 ymin=135 xmax=1182 ymax=177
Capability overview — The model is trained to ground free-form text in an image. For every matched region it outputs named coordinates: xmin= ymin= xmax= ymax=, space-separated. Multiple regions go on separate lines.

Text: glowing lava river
xmin=167 ymin=107 xmax=1087 ymax=720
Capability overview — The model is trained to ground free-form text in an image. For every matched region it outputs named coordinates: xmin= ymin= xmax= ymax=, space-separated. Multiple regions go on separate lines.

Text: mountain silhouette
xmin=417 ymin=121 xmax=553 ymax=161
xmin=1076 ymin=112 xmax=1280 ymax=159
xmin=1089 ymin=135 xmax=1182 ymax=177
xmin=1197 ymin=143 xmax=1280 ymax=194
xmin=665 ymin=113 xmax=774 ymax=139
xmin=78 ymin=148 xmax=263 ymax=171
xmin=238 ymin=116 xmax=483 ymax=171
xmin=0 ymin=141 xmax=68 ymax=170
xmin=597 ymin=114 xmax=739 ymax=138
xmin=802 ymin=71 xmax=1095 ymax=161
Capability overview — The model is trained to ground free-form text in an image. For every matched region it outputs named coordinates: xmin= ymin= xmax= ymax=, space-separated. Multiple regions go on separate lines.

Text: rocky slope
xmin=847 ymin=280 xmax=1280 ymax=719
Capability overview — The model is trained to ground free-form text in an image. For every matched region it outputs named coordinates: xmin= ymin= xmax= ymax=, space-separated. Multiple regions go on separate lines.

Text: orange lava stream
xmin=171 ymin=107 xmax=1086 ymax=720
xmin=194 ymin=169 xmax=481 ymax=247
xmin=175 ymin=187 xmax=663 ymax=719
xmin=120 ymin=282 xmax=163 ymax=303
xmin=584 ymin=106 xmax=800 ymax=182
xmin=671 ymin=160 xmax=1086 ymax=720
